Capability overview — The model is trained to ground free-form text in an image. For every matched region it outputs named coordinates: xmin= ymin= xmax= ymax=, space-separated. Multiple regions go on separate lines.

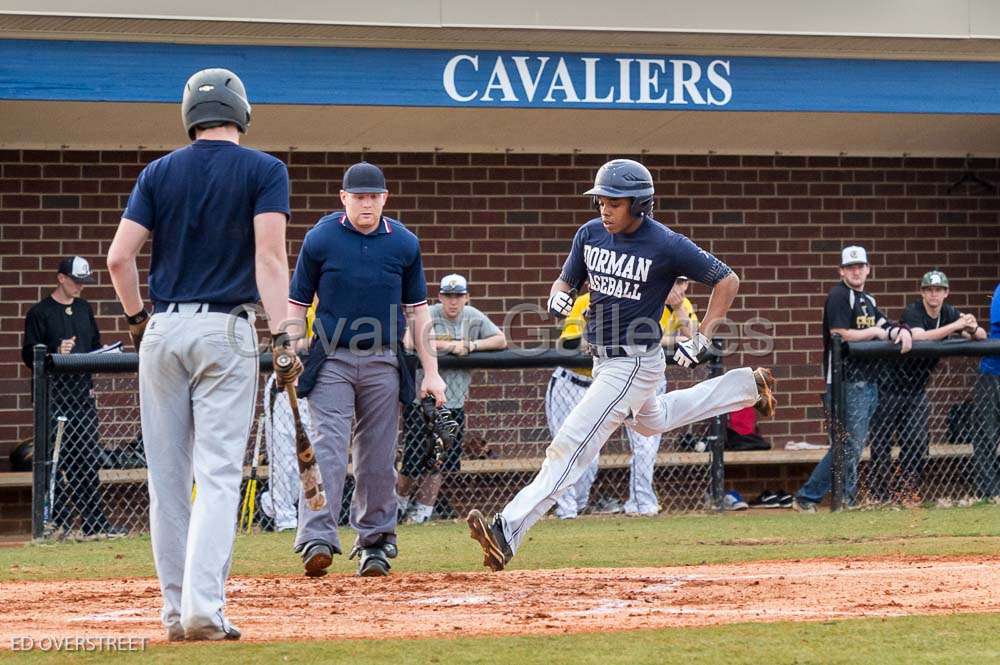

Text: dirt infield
xmin=2 ymin=555 xmax=997 ymax=645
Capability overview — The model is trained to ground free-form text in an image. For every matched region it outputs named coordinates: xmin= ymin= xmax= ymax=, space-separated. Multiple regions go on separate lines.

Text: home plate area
xmin=2 ymin=556 xmax=997 ymax=645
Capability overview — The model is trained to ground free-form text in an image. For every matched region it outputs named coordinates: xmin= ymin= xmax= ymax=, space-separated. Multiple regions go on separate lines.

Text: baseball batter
xmin=468 ymin=159 xmax=776 ymax=571
xmin=107 ymin=68 xmax=302 ymax=640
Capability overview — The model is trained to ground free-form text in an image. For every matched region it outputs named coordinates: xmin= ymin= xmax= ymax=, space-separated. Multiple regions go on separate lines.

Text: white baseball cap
xmin=439 ymin=274 xmax=468 ymax=294
xmin=840 ymin=246 xmax=868 ymax=267
xmin=58 ymin=256 xmax=95 ymax=284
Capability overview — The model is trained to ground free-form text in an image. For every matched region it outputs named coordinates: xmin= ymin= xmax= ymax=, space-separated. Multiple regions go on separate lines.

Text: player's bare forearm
xmin=285 ymin=303 xmax=308 ymax=343
xmin=550 ymin=278 xmax=574 ymax=298
xmin=107 ymin=218 xmax=149 ymax=316
xmin=698 ymin=273 xmax=739 ymax=338
xmin=254 ymin=212 xmax=291 ymax=335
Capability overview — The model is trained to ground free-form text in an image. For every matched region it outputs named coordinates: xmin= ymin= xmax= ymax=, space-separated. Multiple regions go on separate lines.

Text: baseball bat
xmin=240 ymin=413 xmax=266 ymax=534
xmin=274 ymin=355 xmax=327 ymax=511
xmin=44 ymin=416 xmax=68 ymax=533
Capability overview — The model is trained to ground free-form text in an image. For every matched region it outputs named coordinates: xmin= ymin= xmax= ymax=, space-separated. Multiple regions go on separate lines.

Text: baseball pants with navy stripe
xmin=546 ymin=368 xmax=665 ymax=517
xmin=500 ymin=349 xmax=759 ymax=554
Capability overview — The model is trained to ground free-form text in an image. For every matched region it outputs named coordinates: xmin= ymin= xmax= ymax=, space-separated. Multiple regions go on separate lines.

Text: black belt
xmin=555 ymin=367 xmax=592 ymax=388
xmin=153 ymin=302 xmax=249 ymax=318
xmin=590 ymin=344 xmax=655 ymax=358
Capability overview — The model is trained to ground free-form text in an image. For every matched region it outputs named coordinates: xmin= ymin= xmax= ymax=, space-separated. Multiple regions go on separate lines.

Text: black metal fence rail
xmin=830 ymin=337 xmax=1000 ymax=510
xmin=31 ymin=344 xmax=728 ymax=538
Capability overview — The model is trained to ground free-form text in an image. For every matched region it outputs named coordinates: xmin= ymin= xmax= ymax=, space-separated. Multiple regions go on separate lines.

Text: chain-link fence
xmin=829 ymin=337 xmax=1000 ymax=509
xmin=31 ymin=345 xmax=726 ymax=539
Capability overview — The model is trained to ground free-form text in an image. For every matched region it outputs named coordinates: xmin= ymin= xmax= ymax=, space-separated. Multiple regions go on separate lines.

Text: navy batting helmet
xmin=182 ymin=68 xmax=252 ymax=140
xmin=584 ymin=159 xmax=655 ymax=219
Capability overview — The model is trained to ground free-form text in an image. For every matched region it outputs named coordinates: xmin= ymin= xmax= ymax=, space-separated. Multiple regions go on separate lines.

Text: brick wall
xmin=2 ymin=150 xmax=999 ymax=468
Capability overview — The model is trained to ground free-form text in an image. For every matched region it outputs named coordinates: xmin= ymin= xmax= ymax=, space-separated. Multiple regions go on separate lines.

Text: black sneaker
xmin=776 ymin=491 xmax=794 ymax=508
xmin=466 ymin=509 xmax=513 ymax=572
xmin=302 ymin=540 xmax=334 ymax=578
xmin=351 ymin=544 xmax=392 ymax=577
xmin=750 ymin=490 xmax=781 ymax=508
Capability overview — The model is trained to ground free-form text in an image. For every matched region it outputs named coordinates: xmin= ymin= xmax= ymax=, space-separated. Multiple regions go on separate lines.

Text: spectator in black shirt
xmin=22 ymin=257 xmax=120 ymax=537
xmin=793 ymin=246 xmax=913 ymax=512
xmin=868 ymin=270 xmax=986 ymax=502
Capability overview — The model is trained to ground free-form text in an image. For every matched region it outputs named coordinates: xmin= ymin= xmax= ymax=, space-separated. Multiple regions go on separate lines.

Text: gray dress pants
xmin=294 ymin=348 xmax=400 ymax=553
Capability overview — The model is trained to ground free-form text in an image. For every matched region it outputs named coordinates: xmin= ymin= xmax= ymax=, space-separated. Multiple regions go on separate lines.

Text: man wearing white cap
xmin=396 ymin=274 xmax=507 ymax=523
xmin=22 ymin=256 xmax=121 ymax=537
xmin=793 ymin=246 xmax=913 ymax=512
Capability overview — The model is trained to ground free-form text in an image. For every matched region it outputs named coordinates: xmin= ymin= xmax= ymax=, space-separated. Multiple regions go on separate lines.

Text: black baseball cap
xmin=342 ymin=162 xmax=388 ymax=193
xmin=58 ymin=256 xmax=95 ymax=284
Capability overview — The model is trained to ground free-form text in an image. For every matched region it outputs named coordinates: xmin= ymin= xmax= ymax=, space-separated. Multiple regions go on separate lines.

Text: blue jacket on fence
xmin=980 ymin=282 xmax=1000 ymax=376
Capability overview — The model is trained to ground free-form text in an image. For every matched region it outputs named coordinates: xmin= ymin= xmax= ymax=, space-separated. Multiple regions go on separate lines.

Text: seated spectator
xmin=869 ymin=270 xmax=986 ymax=502
xmin=793 ymin=246 xmax=912 ymax=512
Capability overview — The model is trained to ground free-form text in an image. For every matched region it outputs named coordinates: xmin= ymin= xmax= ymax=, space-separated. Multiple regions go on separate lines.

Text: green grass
xmin=8 ymin=614 xmax=1000 ymax=664
xmin=2 ymin=503 xmax=998 ymax=582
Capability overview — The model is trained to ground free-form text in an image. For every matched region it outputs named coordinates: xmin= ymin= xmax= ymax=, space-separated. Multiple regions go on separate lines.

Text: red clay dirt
xmin=2 ymin=555 xmax=997 ymax=646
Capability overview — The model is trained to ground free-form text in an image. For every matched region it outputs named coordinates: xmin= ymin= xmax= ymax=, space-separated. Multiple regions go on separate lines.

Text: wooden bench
xmin=0 ymin=444 xmax=976 ymax=488
xmin=462 ymin=444 xmax=975 ymax=473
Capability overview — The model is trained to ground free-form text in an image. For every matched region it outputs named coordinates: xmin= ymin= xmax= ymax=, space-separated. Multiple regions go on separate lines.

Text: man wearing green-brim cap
xmin=868 ymin=269 xmax=986 ymax=502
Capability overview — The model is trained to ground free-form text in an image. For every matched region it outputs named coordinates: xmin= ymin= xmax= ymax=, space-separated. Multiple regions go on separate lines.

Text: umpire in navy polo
xmin=287 ymin=162 xmax=446 ymax=578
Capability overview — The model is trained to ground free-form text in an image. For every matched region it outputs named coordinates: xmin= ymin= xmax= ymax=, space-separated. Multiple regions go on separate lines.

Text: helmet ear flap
xmin=630 ymin=195 xmax=653 ymax=219
xmin=592 ymin=196 xmax=601 ymax=210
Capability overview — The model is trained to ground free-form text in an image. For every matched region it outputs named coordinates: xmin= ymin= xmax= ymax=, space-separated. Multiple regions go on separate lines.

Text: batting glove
xmin=125 ymin=309 xmax=150 ymax=351
xmin=548 ymin=291 xmax=575 ymax=318
xmin=673 ymin=332 xmax=710 ymax=368
xmin=271 ymin=332 xmax=304 ymax=389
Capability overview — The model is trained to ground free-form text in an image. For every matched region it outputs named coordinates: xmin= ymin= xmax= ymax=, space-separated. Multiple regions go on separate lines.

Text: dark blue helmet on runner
xmin=584 ymin=159 xmax=655 ymax=219
xmin=182 ymin=68 xmax=252 ymax=140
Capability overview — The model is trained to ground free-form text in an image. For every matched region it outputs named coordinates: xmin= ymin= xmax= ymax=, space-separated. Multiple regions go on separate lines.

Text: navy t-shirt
xmin=122 ymin=140 xmax=290 ymax=306
xmin=289 ymin=212 xmax=427 ymax=349
xmin=560 ymin=217 xmax=731 ymax=347
xmin=878 ymin=299 xmax=963 ymax=391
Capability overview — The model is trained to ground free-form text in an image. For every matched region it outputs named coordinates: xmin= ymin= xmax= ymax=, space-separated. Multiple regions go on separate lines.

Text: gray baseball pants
xmin=294 ymin=348 xmax=400 ymax=553
xmin=139 ymin=306 xmax=257 ymax=636
xmin=501 ymin=349 xmax=758 ymax=554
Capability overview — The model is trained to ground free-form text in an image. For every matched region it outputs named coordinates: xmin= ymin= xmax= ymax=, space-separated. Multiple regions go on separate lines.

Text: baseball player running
xmin=107 ymin=68 xmax=302 ymax=640
xmin=550 ymin=279 xmax=698 ymax=518
xmin=467 ymin=159 xmax=776 ymax=571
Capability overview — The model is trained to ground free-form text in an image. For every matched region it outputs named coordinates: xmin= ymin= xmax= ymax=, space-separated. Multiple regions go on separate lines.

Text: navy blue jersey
xmin=560 ymin=217 xmax=731 ymax=347
xmin=289 ymin=212 xmax=427 ymax=350
xmin=123 ymin=140 xmax=290 ymax=306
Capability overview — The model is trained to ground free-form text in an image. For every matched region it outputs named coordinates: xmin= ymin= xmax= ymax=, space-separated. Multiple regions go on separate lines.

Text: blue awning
xmin=1 ymin=39 xmax=998 ymax=115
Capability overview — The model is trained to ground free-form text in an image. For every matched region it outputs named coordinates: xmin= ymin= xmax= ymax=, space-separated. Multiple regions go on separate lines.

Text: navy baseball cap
xmin=342 ymin=162 xmax=388 ymax=193
xmin=58 ymin=256 xmax=95 ymax=284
